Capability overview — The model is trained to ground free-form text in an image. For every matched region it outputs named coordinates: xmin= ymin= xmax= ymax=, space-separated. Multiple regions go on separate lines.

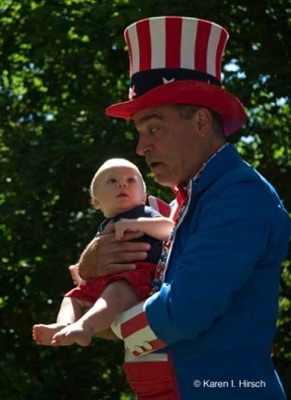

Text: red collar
xmin=172 ymin=184 xmax=189 ymax=205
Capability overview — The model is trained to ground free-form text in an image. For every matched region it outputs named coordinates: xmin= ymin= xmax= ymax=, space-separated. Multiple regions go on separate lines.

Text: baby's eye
xmin=107 ymin=178 xmax=117 ymax=184
xmin=127 ymin=177 xmax=137 ymax=184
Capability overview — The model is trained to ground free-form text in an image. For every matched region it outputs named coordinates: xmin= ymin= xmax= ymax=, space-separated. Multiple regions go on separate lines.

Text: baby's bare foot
xmin=32 ymin=323 xmax=68 ymax=345
xmin=51 ymin=321 xmax=93 ymax=347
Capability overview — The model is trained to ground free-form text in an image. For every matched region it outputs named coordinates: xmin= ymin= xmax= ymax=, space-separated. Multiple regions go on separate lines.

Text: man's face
xmin=134 ymin=105 xmax=205 ymax=187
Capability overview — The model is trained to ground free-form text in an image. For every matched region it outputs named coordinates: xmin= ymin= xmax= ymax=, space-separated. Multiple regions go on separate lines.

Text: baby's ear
xmin=91 ymin=197 xmax=100 ymax=210
xmin=141 ymin=193 xmax=147 ymax=205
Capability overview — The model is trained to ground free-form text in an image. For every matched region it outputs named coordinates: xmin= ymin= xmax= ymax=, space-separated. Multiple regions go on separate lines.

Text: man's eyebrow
xmin=135 ymin=113 xmax=165 ymax=128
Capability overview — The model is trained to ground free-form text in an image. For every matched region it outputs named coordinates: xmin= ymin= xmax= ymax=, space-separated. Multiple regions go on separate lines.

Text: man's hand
xmin=78 ymin=223 xmax=151 ymax=280
xmin=69 ymin=264 xmax=86 ymax=286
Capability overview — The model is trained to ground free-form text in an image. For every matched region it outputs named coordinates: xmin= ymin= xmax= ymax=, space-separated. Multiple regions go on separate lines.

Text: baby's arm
xmin=115 ymin=217 xmax=174 ymax=241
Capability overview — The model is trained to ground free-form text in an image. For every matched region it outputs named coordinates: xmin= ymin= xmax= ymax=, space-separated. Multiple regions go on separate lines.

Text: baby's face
xmin=92 ymin=166 xmax=146 ymax=218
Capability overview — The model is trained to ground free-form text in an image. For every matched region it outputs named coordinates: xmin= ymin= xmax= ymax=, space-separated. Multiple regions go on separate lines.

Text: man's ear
xmin=193 ymin=108 xmax=212 ymax=135
xmin=91 ymin=196 xmax=101 ymax=210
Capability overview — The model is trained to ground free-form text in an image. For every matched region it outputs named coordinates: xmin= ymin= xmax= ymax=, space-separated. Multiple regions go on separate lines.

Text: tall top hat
xmin=105 ymin=16 xmax=246 ymax=135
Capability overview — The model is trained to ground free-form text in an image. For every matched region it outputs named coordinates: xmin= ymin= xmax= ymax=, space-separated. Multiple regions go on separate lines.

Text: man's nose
xmin=136 ymin=134 xmax=152 ymax=156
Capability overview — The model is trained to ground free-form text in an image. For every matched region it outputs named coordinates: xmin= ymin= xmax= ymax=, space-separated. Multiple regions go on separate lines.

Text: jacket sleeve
xmin=112 ymin=179 xmax=290 ymax=354
xmin=145 ymin=179 xmax=290 ymax=344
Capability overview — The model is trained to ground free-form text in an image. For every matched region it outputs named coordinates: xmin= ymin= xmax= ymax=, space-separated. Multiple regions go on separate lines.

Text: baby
xmin=32 ymin=158 xmax=173 ymax=346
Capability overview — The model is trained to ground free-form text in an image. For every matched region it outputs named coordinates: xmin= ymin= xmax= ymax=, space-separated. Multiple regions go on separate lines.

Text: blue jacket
xmin=145 ymin=144 xmax=290 ymax=399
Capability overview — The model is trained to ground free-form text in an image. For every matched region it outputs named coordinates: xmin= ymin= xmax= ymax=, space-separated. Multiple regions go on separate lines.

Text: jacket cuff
xmin=111 ymin=300 xmax=166 ymax=356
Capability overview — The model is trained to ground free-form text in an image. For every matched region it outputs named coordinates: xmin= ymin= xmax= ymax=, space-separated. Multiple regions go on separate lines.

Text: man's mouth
xmin=149 ymin=161 xmax=163 ymax=170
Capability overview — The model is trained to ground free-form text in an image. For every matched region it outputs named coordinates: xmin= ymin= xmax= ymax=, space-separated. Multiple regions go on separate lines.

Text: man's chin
xmin=154 ymin=175 xmax=175 ymax=187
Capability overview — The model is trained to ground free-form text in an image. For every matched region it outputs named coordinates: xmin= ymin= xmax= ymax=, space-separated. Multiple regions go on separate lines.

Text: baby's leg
xmin=32 ymin=296 xmax=92 ymax=345
xmin=51 ymin=280 xmax=139 ymax=347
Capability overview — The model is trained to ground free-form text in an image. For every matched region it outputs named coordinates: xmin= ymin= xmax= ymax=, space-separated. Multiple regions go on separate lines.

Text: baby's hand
xmin=115 ymin=218 xmax=139 ymax=240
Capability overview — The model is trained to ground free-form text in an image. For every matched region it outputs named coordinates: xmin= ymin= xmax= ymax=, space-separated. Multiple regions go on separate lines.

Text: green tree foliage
xmin=0 ymin=0 xmax=290 ymax=398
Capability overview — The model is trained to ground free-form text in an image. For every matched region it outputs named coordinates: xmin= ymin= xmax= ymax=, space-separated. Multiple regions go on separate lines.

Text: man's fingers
xmin=106 ymin=263 xmax=136 ymax=273
xmin=111 ymin=240 xmax=151 ymax=253
xmin=78 ymin=229 xmax=152 ymax=280
xmin=111 ymin=251 xmax=149 ymax=263
xmin=119 ymin=231 xmax=144 ymax=241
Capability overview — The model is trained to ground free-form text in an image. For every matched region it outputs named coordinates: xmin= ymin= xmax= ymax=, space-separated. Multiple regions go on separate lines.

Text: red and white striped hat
xmin=105 ymin=16 xmax=246 ymax=135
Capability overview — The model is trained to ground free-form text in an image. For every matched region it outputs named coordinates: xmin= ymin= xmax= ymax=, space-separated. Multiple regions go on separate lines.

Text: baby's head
xmin=90 ymin=158 xmax=147 ymax=218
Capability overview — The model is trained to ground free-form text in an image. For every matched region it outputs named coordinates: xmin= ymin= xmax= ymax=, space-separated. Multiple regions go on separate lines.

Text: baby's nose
xmin=118 ymin=180 xmax=127 ymax=187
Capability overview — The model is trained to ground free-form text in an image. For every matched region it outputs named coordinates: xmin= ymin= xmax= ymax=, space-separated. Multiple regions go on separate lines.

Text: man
xmin=79 ymin=17 xmax=290 ymax=399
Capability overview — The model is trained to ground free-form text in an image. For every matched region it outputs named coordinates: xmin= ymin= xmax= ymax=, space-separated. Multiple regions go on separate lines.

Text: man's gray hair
xmin=171 ymin=104 xmax=226 ymax=139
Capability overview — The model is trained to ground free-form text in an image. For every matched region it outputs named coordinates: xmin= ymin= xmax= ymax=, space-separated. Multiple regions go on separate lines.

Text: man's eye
xmin=148 ymin=127 xmax=158 ymax=135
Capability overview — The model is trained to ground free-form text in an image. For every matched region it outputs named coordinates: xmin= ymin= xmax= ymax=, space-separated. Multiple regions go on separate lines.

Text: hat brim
xmin=105 ymin=80 xmax=246 ymax=136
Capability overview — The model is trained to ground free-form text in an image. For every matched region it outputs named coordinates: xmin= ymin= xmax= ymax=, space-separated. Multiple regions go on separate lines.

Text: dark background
xmin=0 ymin=0 xmax=290 ymax=398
